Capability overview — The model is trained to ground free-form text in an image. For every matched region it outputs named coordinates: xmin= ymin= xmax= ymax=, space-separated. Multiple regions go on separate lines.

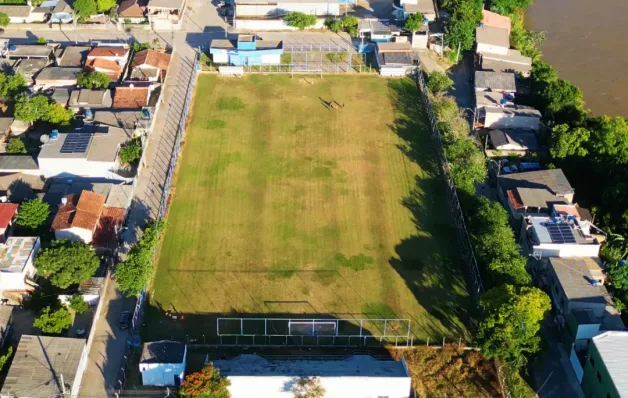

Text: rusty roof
xmin=87 ymin=47 xmax=129 ymax=58
xmin=0 ymin=203 xmax=18 ymax=229
xmin=113 ymin=86 xmax=150 ymax=108
xmin=51 ymin=190 xmax=105 ymax=232
xmin=131 ymin=49 xmax=171 ymax=70
xmin=93 ymin=207 xmax=126 ymax=249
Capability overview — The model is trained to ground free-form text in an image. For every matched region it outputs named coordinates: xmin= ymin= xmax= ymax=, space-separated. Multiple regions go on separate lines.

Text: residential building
xmin=522 ymin=214 xmax=601 ymax=258
xmin=212 ymin=354 xmax=412 ymax=398
xmin=357 ymin=19 xmax=402 ymax=43
xmin=50 ymin=0 xmax=73 ymax=23
xmin=479 ymin=105 xmax=541 ymax=130
xmin=0 ymin=335 xmax=87 ymax=398
xmin=397 ymin=0 xmax=436 ymax=21
xmin=140 ymin=341 xmax=187 ymax=386
xmin=481 ymin=9 xmax=511 ymax=34
xmin=68 ymin=89 xmax=113 ymax=111
xmin=210 ymin=36 xmax=282 ymax=66
xmin=6 ymin=44 xmax=55 ymax=61
xmin=475 ymin=71 xmax=517 ymax=93
xmin=0 ymin=155 xmax=40 ymax=176
xmin=43 ymin=180 xmax=133 ymax=211
xmin=93 ymin=109 xmax=153 ymax=136
xmin=486 ymin=129 xmax=539 ymax=156
xmin=0 ymin=306 xmax=12 ymax=348
xmin=34 ymin=67 xmax=82 ymax=88
xmin=13 ymin=58 xmax=49 ymax=82
xmin=119 ymin=0 xmax=148 ymax=22
xmin=0 ymin=6 xmax=39 ymax=24
xmin=58 ymin=46 xmax=92 ymax=67
xmin=0 ymin=203 xmax=19 ymax=242
xmin=0 ymin=173 xmax=44 ymax=202
xmin=147 ymin=0 xmax=187 ymax=30
xmin=58 ymin=277 xmax=105 ymax=306
xmin=38 ymin=125 xmax=133 ymax=179
xmin=476 ymin=25 xmax=510 ymax=56
xmin=476 ymin=90 xmax=514 ymax=109
xmin=581 ymin=331 xmax=628 ymax=398
xmin=480 ymin=50 xmax=532 ymax=76
xmin=234 ymin=0 xmax=341 ymax=18
xmin=113 ymin=83 xmax=158 ymax=109
xmin=0 ymin=237 xmax=40 ymax=295
xmin=86 ymin=58 xmax=124 ymax=80
xmin=86 ymin=46 xmax=130 ymax=65
xmin=375 ymin=41 xmax=418 ymax=77
xmin=129 ymin=49 xmax=172 ymax=81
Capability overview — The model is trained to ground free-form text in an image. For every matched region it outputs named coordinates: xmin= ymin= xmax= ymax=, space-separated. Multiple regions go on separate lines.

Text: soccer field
xmin=145 ymin=74 xmax=472 ymax=342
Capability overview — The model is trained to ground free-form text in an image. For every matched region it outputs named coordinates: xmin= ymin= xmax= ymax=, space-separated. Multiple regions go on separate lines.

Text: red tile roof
xmin=93 ymin=207 xmax=126 ymax=249
xmin=131 ymin=50 xmax=171 ymax=70
xmin=506 ymin=189 xmax=524 ymax=210
xmin=86 ymin=58 xmax=122 ymax=78
xmin=51 ymin=191 xmax=106 ymax=232
xmin=0 ymin=203 xmax=18 ymax=229
xmin=113 ymin=86 xmax=150 ymax=108
xmin=87 ymin=47 xmax=129 ymax=58
xmin=119 ymin=0 xmax=148 ymax=17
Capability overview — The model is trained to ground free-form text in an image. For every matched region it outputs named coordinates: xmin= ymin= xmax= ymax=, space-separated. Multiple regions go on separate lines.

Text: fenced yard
xmin=144 ymin=75 xmax=474 ymax=345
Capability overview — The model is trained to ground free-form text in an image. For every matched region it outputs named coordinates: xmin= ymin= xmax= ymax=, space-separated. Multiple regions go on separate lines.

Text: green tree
xmin=69 ymin=294 xmax=89 ymax=315
xmin=0 ymin=347 xmax=13 ymax=372
xmin=35 ymin=240 xmax=99 ymax=289
xmin=477 ymin=284 xmax=551 ymax=368
xmin=588 ymin=116 xmax=628 ymax=164
xmin=116 ymin=220 xmax=165 ymax=296
xmin=0 ymin=12 xmax=9 ymax=27
xmin=15 ymin=199 xmax=50 ymax=230
xmin=6 ymin=137 xmax=27 ymax=154
xmin=119 ymin=138 xmax=142 ymax=165
xmin=490 ymin=0 xmax=535 ymax=15
xmin=33 ymin=306 xmax=73 ymax=335
xmin=179 ymin=363 xmax=231 ymax=397
xmin=15 ymin=94 xmax=50 ymax=123
xmin=445 ymin=138 xmax=487 ymax=194
xmin=427 ymin=71 xmax=454 ymax=93
xmin=540 ymin=79 xmax=587 ymax=125
xmin=550 ymin=124 xmax=590 ymax=159
xmin=96 ymin=0 xmax=116 ymax=12
xmin=324 ymin=18 xmax=343 ymax=32
xmin=36 ymin=37 xmax=47 ymax=44
xmin=77 ymin=71 xmax=111 ymax=89
xmin=341 ymin=15 xmax=359 ymax=36
xmin=44 ymin=103 xmax=73 ymax=127
xmin=531 ymin=60 xmax=558 ymax=85
xmin=404 ymin=12 xmax=425 ymax=32
xmin=0 ymin=72 xmax=26 ymax=99
xmin=73 ymin=0 xmax=97 ymax=17
xmin=284 ymin=12 xmax=317 ymax=30
xmin=133 ymin=42 xmax=152 ymax=52
xmin=445 ymin=0 xmax=482 ymax=52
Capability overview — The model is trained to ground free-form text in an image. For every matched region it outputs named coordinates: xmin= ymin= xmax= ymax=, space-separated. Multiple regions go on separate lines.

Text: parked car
xmin=119 ymin=311 xmax=131 ymax=330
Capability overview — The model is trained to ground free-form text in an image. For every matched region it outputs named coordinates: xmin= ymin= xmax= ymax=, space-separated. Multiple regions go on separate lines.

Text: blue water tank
xmin=479 ymin=22 xmax=485 ymax=28
xmin=8 ymin=44 xmax=16 ymax=51
xmin=500 ymin=98 xmax=508 ymax=105
xmin=50 ymin=130 xmax=59 ymax=140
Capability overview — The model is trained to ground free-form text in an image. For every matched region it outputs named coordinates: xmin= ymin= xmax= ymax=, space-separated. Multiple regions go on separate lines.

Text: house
xmin=38 ymin=125 xmax=132 ymax=179
xmin=29 ymin=6 xmax=51 ymax=22
xmin=34 ymin=67 xmax=82 ymax=88
xmin=476 ymin=91 xmax=514 ymax=109
xmin=0 ymin=155 xmax=40 ymax=176
xmin=6 ymin=44 xmax=55 ymax=61
xmin=58 ymin=277 xmax=105 ymax=306
xmin=43 ymin=180 xmax=133 ymax=211
xmin=0 ymin=173 xmax=45 ymax=202
xmin=13 ymin=58 xmax=49 ymax=82
xmin=0 ymin=237 xmax=40 ymax=295
xmin=129 ymin=49 xmax=171 ymax=81
xmin=0 ymin=306 xmax=12 ymax=348
xmin=498 ymin=169 xmax=575 ymax=216
xmin=0 ymin=335 xmax=87 ymax=398
xmin=397 ymin=0 xmax=436 ymax=21
xmin=357 ymin=19 xmax=402 ymax=43
xmin=480 ymin=50 xmax=532 ymax=76
xmin=119 ymin=0 xmax=148 ymax=22
xmin=486 ymin=129 xmax=539 ymax=156
xmin=86 ymin=46 xmax=130 ymax=65
xmin=86 ymin=58 xmax=124 ymax=80
xmin=93 ymin=109 xmax=153 ymax=136
xmin=0 ymin=203 xmax=19 ymax=242
xmin=212 ymin=354 xmax=412 ymax=398
xmin=113 ymin=83 xmax=158 ymax=109
xmin=147 ymin=0 xmax=187 ymax=30
xmin=522 ymin=214 xmax=601 ymax=258
xmin=475 ymin=71 xmax=517 ymax=93
xmin=476 ymin=25 xmax=510 ymax=55
xmin=68 ymin=89 xmax=113 ymax=110
xmin=375 ymin=41 xmax=418 ymax=77
xmin=50 ymin=0 xmax=73 ymax=23
xmin=51 ymin=88 xmax=72 ymax=107
xmin=0 ymin=6 xmax=36 ymax=24
xmin=210 ymin=36 xmax=282 ymax=66
xmin=58 ymin=46 xmax=92 ymax=67
xmin=139 ymin=341 xmax=187 ymax=386
xmin=478 ymin=105 xmax=541 ymax=130
xmin=233 ymin=0 xmax=342 ymax=29
xmin=580 ymin=331 xmax=628 ymax=398
xmin=52 ymin=190 xmax=105 ymax=244
xmin=481 ymin=10 xmax=511 ymax=34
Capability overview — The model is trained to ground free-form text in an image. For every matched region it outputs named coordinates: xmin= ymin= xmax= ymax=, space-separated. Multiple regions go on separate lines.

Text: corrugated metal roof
xmin=498 ymin=169 xmax=574 ymax=196
xmin=591 ymin=331 xmax=628 ymax=396
xmin=475 ymin=71 xmax=516 ymax=91
xmin=476 ymin=25 xmax=509 ymax=48
xmin=141 ymin=341 xmax=185 ymax=364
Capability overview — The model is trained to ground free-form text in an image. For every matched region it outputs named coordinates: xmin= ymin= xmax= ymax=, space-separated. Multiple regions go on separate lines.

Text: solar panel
xmin=547 ymin=223 xmax=577 ymax=244
xmin=60 ymin=133 xmax=93 ymax=154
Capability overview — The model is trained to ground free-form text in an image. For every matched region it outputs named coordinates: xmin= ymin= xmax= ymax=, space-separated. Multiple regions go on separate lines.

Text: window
xmin=597 ymin=371 xmax=602 ymax=383
xmin=590 ymin=357 xmax=595 ymax=368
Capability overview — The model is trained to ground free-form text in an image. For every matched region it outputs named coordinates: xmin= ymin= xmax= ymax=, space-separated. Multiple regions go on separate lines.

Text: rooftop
xmin=131 ymin=49 xmax=171 ymax=70
xmin=234 ymin=0 xmax=340 ymax=3
xmin=213 ymin=354 xmax=410 ymax=378
xmin=0 ymin=203 xmax=19 ymax=229
xmin=35 ymin=67 xmax=82 ymax=82
xmin=51 ymin=88 xmax=71 ymax=107
xmin=507 ymin=187 xmax=565 ymax=211
xmin=402 ymin=0 xmax=435 ymax=14
xmin=44 ymin=181 xmax=132 ymax=209
xmin=0 ymin=173 xmax=44 ymax=202
xmin=53 ymin=0 xmax=73 ymax=13
xmin=0 ymin=237 xmax=38 ymax=273
xmin=140 ymin=341 xmax=186 ymax=364
xmin=0 ymin=306 xmax=12 ymax=331
xmin=499 ymin=169 xmax=574 ymax=197
xmin=376 ymin=41 xmax=413 ymax=52
xmin=8 ymin=45 xmax=53 ymax=58
xmin=0 ymin=335 xmax=85 ymax=398
xmin=52 ymin=190 xmax=105 ymax=232
xmin=58 ymin=46 xmax=91 ymax=67
xmin=119 ymin=0 xmax=148 ymax=16
xmin=476 ymin=91 xmax=514 ymax=108
xmin=549 ymin=257 xmax=610 ymax=303
xmin=481 ymin=9 xmax=511 ymax=33
xmin=476 ymin=25 xmax=510 ymax=49
xmin=489 ymin=129 xmax=539 ymax=151
xmin=485 ymin=105 xmax=541 ymax=118
xmin=93 ymin=206 xmax=126 ymax=249
xmin=482 ymin=49 xmax=532 ymax=65
xmin=87 ymin=47 xmax=129 ymax=58
xmin=147 ymin=0 xmax=186 ymax=8
xmin=591 ymin=331 xmax=628 ymax=396
xmin=0 ymin=5 xmax=31 ymax=17
xmin=92 ymin=110 xmax=150 ymax=135
xmin=68 ymin=89 xmax=113 ymax=108
xmin=38 ymin=125 xmax=130 ymax=162
xmin=475 ymin=71 xmax=517 ymax=91
xmin=210 ymin=38 xmax=282 ymax=51
xmin=113 ymin=84 xmax=152 ymax=109
xmin=14 ymin=58 xmax=48 ymax=78
xmin=0 ymin=155 xmax=39 ymax=170
xmin=530 ymin=216 xmax=596 ymax=245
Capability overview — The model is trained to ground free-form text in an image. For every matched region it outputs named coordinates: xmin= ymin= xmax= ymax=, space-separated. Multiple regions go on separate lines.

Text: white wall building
xmin=235 ymin=0 xmax=341 ymax=17
xmin=523 ymin=215 xmax=601 ymax=258
xmin=140 ymin=341 xmax=187 ymax=386
xmin=212 ymin=354 xmax=412 ymax=398
xmin=482 ymin=105 xmax=541 ymax=130
xmin=476 ymin=25 xmax=510 ymax=55
xmin=0 ymin=237 xmax=40 ymax=295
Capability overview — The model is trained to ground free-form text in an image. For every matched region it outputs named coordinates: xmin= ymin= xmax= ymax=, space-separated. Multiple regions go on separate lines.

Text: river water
xmin=526 ymin=0 xmax=628 ymax=117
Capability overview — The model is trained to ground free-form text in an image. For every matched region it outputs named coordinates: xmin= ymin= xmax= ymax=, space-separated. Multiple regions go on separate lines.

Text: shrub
xmin=119 ymin=138 xmax=142 ymax=165
xmin=15 ymin=199 xmax=50 ymax=230
xmin=69 ymin=294 xmax=89 ymax=314
xmin=6 ymin=137 xmax=27 ymax=154
xmin=33 ymin=306 xmax=73 ymax=335
xmin=77 ymin=71 xmax=111 ymax=89
xmin=427 ymin=71 xmax=454 ymax=93
xmin=284 ymin=12 xmax=317 ymax=30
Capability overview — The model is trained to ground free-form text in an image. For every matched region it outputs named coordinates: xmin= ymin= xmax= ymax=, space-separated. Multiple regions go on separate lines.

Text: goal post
xmin=289 ymin=320 xmax=337 ymax=336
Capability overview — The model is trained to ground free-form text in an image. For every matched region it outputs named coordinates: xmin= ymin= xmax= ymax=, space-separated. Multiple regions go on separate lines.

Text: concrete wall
xmin=59 ymin=293 xmax=100 ymax=307
xmin=140 ymin=347 xmax=187 ymax=386
xmin=534 ymin=243 xmax=601 ymax=258
xmin=55 ymin=227 xmax=94 ymax=244
xmin=236 ymin=2 xmax=340 ymax=17
xmin=38 ymin=157 xmax=116 ymax=179
xmin=234 ymin=17 xmax=326 ymax=30
xmin=484 ymin=112 xmax=540 ymax=130
xmin=71 ymin=343 xmax=90 ymax=398
xmin=569 ymin=347 xmax=584 ymax=383
xmin=476 ymin=42 xmax=509 ymax=55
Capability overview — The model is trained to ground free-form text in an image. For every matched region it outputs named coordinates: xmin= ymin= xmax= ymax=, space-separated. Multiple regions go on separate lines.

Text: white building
xmin=397 ymin=0 xmax=436 ymax=21
xmin=140 ymin=341 xmax=187 ymax=386
xmin=0 ymin=6 xmax=46 ymax=24
xmin=52 ymin=190 xmax=107 ymax=244
xmin=522 ymin=215 xmax=601 ymax=258
xmin=481 ymin=105 xmax=541 ymax=130
xmin=212 ymin=354 xmax=412 ymax=398
xmin=235 ymin=0 xmax=341 ymax=17
xmin=476 ymin=25 xmax=510 ymax=55
xmin=0 ymin=237 xmax=40 ymax=295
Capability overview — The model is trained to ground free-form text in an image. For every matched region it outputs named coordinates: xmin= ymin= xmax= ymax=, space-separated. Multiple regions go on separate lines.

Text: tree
xmin=341 ymin=15 xmax=359 ymax=36
xmin=490 ymin=0 xmax=535 ymax=15
xmin=119 ymin=138 xmax=142 ymax=165
xmin=73 ymin=0 xmax=97 ymax=17
xmin=404 ymin=12 xmax=425 ymax=32
xmin=6 ymin=137 xmax=27 ymax=154
xmin=550 ymin=124 xmax=590 ymax=159
xmin=179 ymin=363 xmax=231 ymax=397
xmin=77 ymin=71 xmax=111 ymax=89
xmin=0 ymin=347 xmax=13 ymax=372
xmin=0 ymin=72 xmax=26 ymax=99
xmin=69 ymin=294 xmax=89 ymax=315
xmin=45 ymin=103 xmax=74 ymax=127
xmin=15 ymin=94 xmax=50 ymax=123
xmin=33 ymin=306 xmax=73 ymax=335
xmin=293 ymin=377 xmax=325 ymax=398
xmin=477 ymin=284 xmax=551 ymax=368
xmin=0 ymin=12 xmax=9 ymax=27
xmin=284 ymin=12 xmax=317 ymax=30
xmin=133 ymin=42 xmax=152 ymax=52
xmin=15 ymin=199 xmax=50 ymax=230
xmin=588 ymin=116 xmax=628 ymax=164
xmin=116 ymin=220 xmax=165 ymax=296
xmin=444 ymin=0 xmax=482 ymax=52
xmin=324 ymin=18 xmax=343 ymax=33
xmin=96 ymin=0 xmax=116 ymax=12
xmin=427 ymin=71 xmax=454 ymax=94
xmin=35 ymin=240 xmax=99 ymax=289
xmin=540 ymin=79 xmax=587 ymax=125
xmin=36 ymin=37 xmax=47 ymax=44
xmin=445 ymin=138 xmax=487 ymax=194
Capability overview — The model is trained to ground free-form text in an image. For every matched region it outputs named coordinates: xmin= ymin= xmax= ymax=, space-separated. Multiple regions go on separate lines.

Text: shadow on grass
xmin=386 ymin=78 xmax=477 ymax=339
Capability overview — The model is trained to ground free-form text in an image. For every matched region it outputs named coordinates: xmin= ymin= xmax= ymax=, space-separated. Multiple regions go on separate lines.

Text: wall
xmin=535 ymin=243 xmax=601 ymax=258
xmin=476 ymin=43 xmax=509 ymax=55
xmin=234 ymin=17 xmax=326 ymax=30
xmin=581 ymin=343 xmax=621 ymax=398
xmin=0 ymin=238 xmax=39 ymax=292
xmin=140 ymin=346 xmax=187 ymax=386
xmin=59 ymin=293 xmax=100 ymax=307
xmin=38 ymin=157 xmax=115 ymax=179
xmin=484 ymin=112 xmax=540 ymax=130
xmin=236 ymin=2 xmax=340 ymax=17
xmin=56 ymin=227 xmax=94 ymax=244
xmin=569 ymin=347 xmax=584 ymax=383
xmin=71 ymin=343 xmax=90 ymax=398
